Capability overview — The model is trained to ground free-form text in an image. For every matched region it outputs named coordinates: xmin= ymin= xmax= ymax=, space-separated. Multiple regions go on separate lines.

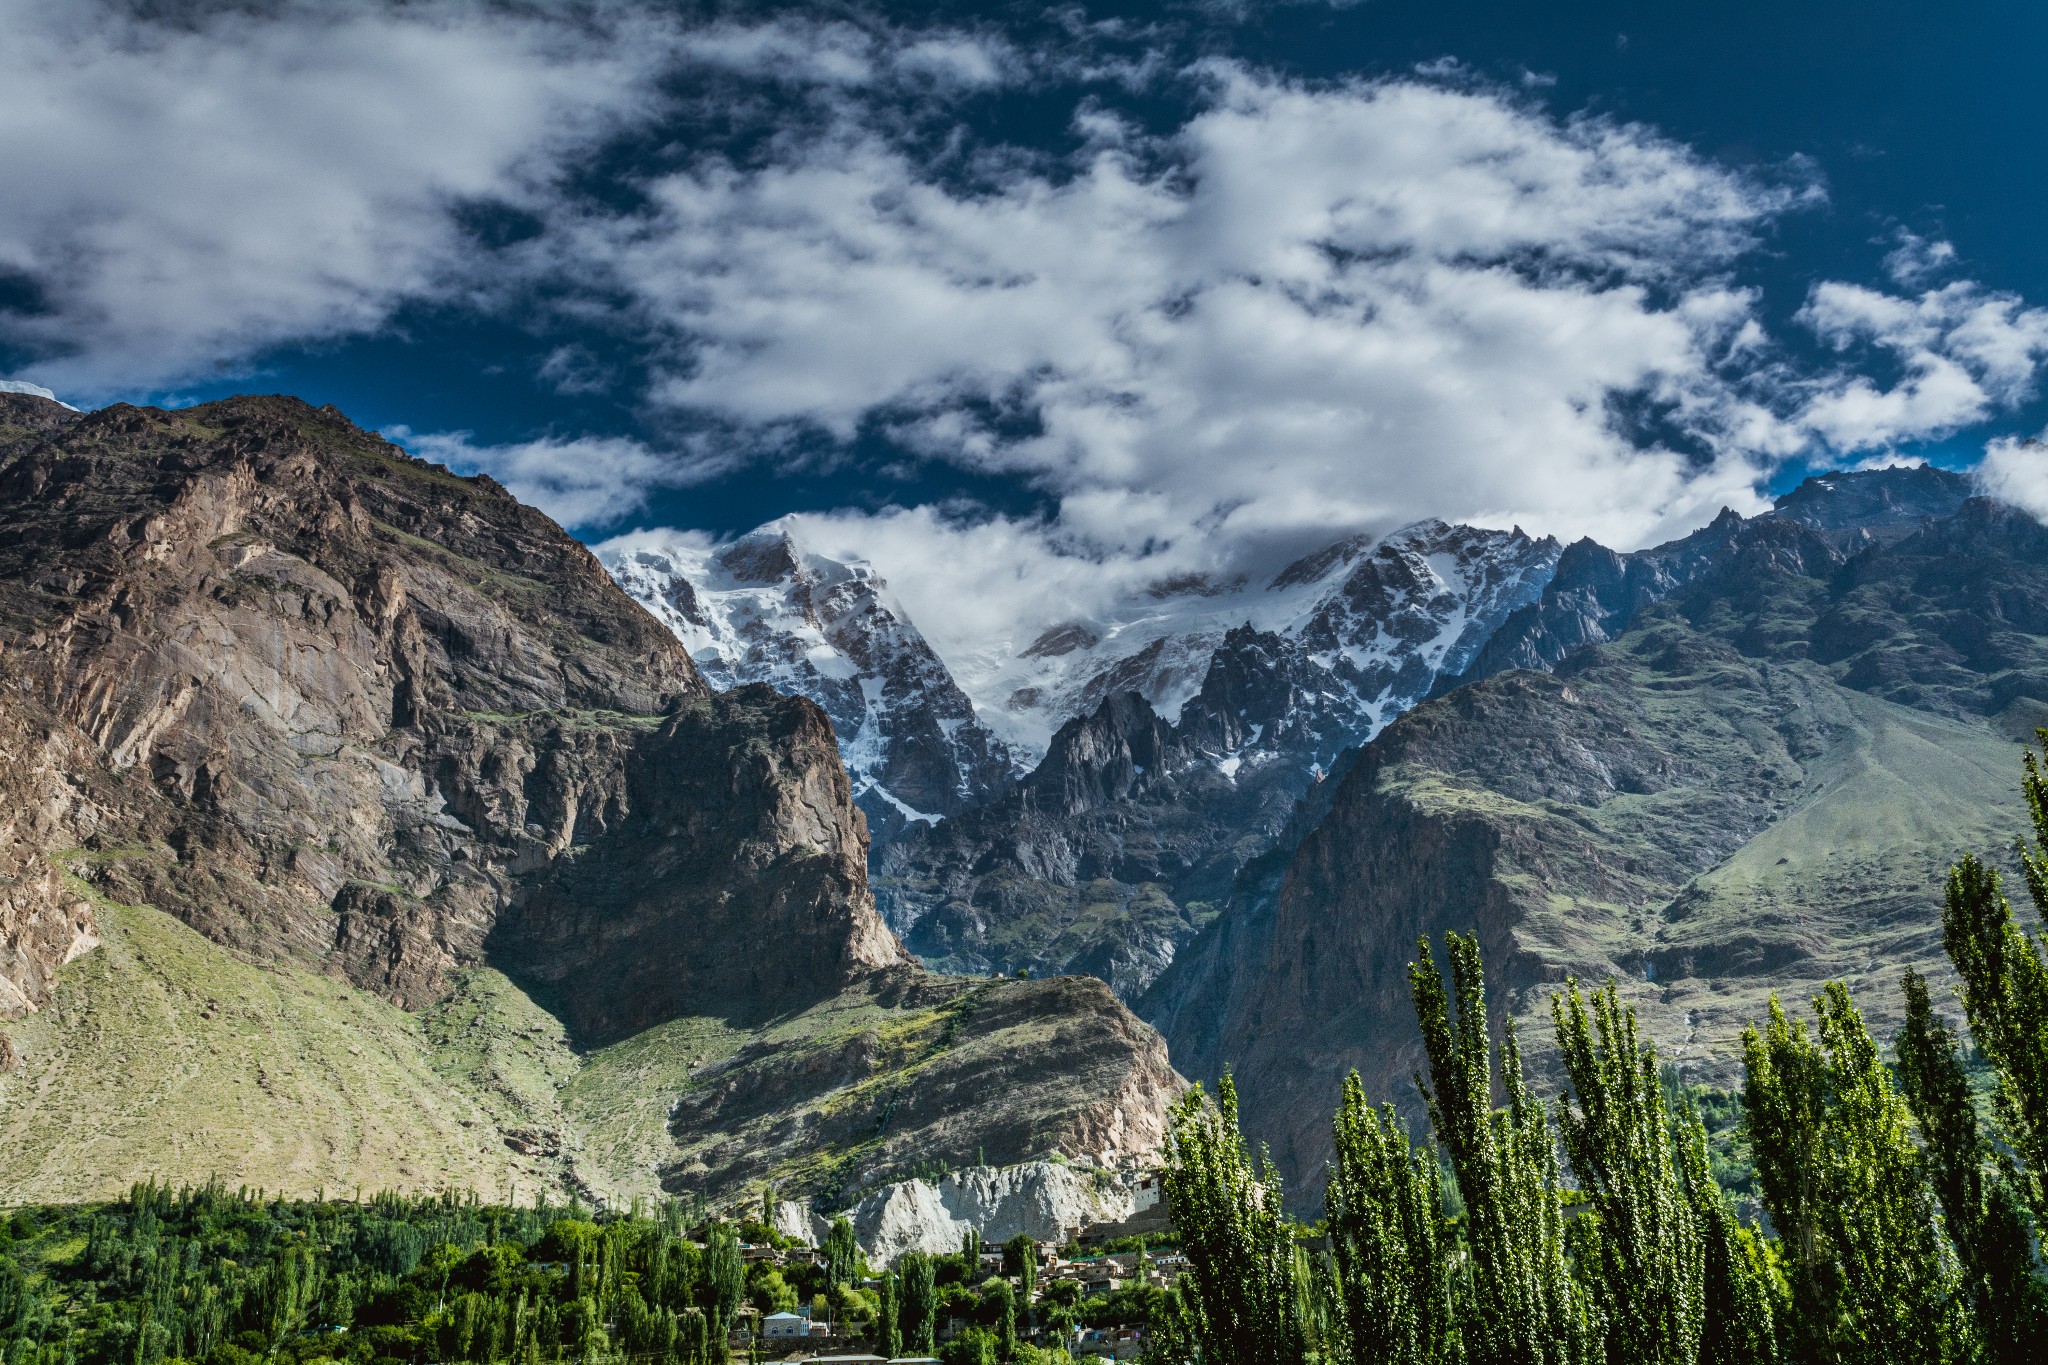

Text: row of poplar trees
xmin=1158 ymin=740 xmax=2048 ymax=1365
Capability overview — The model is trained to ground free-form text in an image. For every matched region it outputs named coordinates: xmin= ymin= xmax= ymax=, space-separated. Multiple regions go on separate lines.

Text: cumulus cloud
xmin=389 ymin=426 xmax=711 ymax=528
xmin=1797 ymin=279 xmax=2048 ymax=452
xmin=10 ymin=3 xmax=2048 ymax=670
xmin=1976 ymin=433 xmax=2048 ymax=522
xmin=584 ymin=68 xmax=1807 ymax=568
xmin=0 ymin=0 xmax=675 ymax=398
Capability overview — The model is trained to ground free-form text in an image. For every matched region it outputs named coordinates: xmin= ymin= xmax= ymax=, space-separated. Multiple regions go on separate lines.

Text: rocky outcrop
xmin=663 ymin=970 xmax=1181 ymax=1205
xmin=873 ymin=689 xmax=1293 ymax=1000
xmin=772 ymin=1199 xmax=830 ymax=1247
xmin=0 ymin=393 xmax=903 ymax=1033
xmin=848 ymin=1160 xmax=1140 ymax=1264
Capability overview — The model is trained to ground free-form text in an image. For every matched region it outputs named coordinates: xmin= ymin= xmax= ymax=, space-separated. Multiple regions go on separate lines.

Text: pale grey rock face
xmin=772 ymin=1199 xmax=829 ymax=1247
xmin=847 ymin=1161 xmax=1138 ymax=1265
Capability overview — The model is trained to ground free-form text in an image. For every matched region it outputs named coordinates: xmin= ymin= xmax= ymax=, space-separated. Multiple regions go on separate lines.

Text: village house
xmin=763 ymin=1312 xmax=811 ymax=1341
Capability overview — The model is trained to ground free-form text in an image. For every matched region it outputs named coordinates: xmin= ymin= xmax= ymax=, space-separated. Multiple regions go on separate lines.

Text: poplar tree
xmin=1941 ymin=851 xmax=2048 ymax=1225
xmin=1672 ymin=1107 xmax=1779 ymax=1365
xmin=900 ymin=1251 xmax=939 ymax=1356
xmin=699 ymin=1223 xmax=745 ymax=1349
xmin=825 ymin=1218 xmax=860 ymax=1291
xmin=1160 ymin=1074 xmax=1305 ymax=1365
xmin=1325 ymin=1072 xmax=1458 ymax=1365
xmin=1549 ymin=980 xmax=1702 ymax=1365
xmin=1410 ymin=933 xmax=1594 ymax=1365
xmin=1742 ymin=986 xmax=1962 ymax=1364
xmin=1002 ymin=1233 xmax=1036 ymax=1333
xmin=1895 ymin=969 xmax=2047 ymax=1362
xmin=961 ymin=1229 xmax=982 ymax=1279
xmin=878 ymin=1275 xmax=903 ymax=1359
xmin=982 ymin=1278 xmax=1017 ymax=1359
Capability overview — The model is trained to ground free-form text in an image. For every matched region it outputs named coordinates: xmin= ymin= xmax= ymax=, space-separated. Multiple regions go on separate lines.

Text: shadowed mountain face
xmin=1143 ymin=493 xmax=2048 ymax=1197
xmin=0 ymin=393 xmax=1181 ymax=1205
xmin=1452 ymin=466 xmax=1975 ymax=687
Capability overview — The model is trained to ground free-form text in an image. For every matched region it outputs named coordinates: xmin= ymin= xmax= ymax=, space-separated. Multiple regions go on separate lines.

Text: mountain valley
xmin=5 ymin=387 xmax=2042 ymax=1226
xmin=1148 ymin=487 xmax=2048 ymax=1191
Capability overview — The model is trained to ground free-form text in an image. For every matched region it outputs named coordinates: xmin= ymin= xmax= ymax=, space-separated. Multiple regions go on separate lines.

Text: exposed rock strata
xmin=0 ymin=392 xmax=901 ymax=1029
xmin=664 ymin=970 xmax=1180 ymax=1205
xmin=847 ymin=1160 xmax=1139 ymax=1264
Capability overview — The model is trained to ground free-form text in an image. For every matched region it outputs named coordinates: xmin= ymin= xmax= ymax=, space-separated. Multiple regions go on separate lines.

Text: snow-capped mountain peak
xmin=599 ymin=522 xmax=1018 ymax=842
xmin=601 ymin=515 xmax=1559 ymax=843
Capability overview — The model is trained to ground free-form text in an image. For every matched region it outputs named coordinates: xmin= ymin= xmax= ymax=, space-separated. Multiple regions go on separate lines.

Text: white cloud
xmin=1883 ymin=231 xmax=1958 ymax=286
xmin=1797 ymin=280 xmax=2048 ymax=452
xmin=10 ymin=4 xmax=2048 ymax=673
xmin=584 ymin=70 xmax=1803 ymax=568
xmin=388 ymin=426 xmax=700 ymax=528
xmin=0 ymin=0 xmax=675 ymax=398
xmin=1976 ymin=434 xmax=2048 ymax=522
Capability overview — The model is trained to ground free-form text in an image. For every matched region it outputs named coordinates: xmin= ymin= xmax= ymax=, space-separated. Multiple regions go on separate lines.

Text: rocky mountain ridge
xmin=0 ymin=392 xmax=1182 ymax=1205
xmin=868 ymin=523 xmax=1561 ymax=996
xmin=1452 ymin=465 xmax=1975 ymax=688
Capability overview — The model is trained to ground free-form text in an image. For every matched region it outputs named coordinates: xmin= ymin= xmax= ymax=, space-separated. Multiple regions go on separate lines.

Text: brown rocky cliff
xmin=0 ymin=392 xmax=903 ymax=1026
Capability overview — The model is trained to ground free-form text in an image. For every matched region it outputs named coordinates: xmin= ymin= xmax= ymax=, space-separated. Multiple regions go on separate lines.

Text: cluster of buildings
xmin=742 ymin=1171 xmax=1181 ymax=1363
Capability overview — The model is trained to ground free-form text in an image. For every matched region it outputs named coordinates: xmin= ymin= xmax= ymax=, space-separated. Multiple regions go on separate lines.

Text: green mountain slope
xmin=2 ymin=893 xmax=1179 ymax=1209
xmin=1 ymin=900 xmax=534 ymax=1202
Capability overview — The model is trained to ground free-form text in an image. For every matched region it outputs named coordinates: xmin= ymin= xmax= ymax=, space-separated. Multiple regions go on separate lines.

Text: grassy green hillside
xmin=0 ymin=901 xmax=543 ymax=1202
xmin=0 ymin=899 xmax=1169 ymax=1210
xmin=1647 ymin=692 xmax=2035 ymax=1064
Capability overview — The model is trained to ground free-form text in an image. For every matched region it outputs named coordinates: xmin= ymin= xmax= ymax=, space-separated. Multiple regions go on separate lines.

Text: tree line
xmin=1155 ymin=737 xmax=2048 ymax=1365
xmin=0 ymin=1182 xmax=1151 ymax=1365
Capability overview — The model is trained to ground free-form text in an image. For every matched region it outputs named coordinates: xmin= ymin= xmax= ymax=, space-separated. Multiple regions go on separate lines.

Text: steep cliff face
xmin=846 ymin=1160 xmax=1141 ymax=1264
xmin=1147 ymin=501 xmax=2044 ymax=1194
xmin=0 ymin=392 xmax=1181 ymax=1202
xmin=873 ymin=686 xmax=1304 ymax=1000
xmin=0 ymin=392 xmax=900 ymax=1031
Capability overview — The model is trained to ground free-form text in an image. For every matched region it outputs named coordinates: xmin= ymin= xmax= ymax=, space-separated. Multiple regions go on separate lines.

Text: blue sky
xmin=5 ymin=1 xmax=2048 ymax=654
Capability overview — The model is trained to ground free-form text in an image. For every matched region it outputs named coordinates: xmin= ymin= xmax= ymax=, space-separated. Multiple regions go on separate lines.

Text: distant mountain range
xmin=605 ymin=518 xmax=1562 ymax=994
xmin=607 ymin=470 xmax=1993 ymax=1010
xmin=1144 ymin=464 xmax=2048 ymax=1195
